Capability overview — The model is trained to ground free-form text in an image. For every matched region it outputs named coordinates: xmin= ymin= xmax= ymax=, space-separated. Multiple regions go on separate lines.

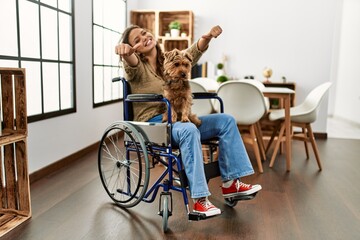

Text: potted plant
xmin=217 ymin=75 xmax=228 ymax=83
xmin=216 ymin=63 xmax=224 ymax=76
xmin=169 ymin=21 xmax=181 ymax=37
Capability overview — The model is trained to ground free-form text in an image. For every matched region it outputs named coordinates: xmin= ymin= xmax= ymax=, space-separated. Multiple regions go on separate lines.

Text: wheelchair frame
xmin=98 ymin=77 xmax=253 ymax=233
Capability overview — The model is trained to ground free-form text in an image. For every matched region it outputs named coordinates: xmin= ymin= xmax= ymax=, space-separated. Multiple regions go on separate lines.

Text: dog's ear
xmin=184 ymin=52 xmax=193 ymax=63
xmin=164 ymin=49 xmax=180 ymax=61
xmin=163 ymin=50 xmax=172 ymax=60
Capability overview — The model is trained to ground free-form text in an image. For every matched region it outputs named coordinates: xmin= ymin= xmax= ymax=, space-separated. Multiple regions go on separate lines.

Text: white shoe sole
xmin=193 ymin=209 xmax=221 ymax=217
xmin=222 ymin=184 xmax=262 ymax=198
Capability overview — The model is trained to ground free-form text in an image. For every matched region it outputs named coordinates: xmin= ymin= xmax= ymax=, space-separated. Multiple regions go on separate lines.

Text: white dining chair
xmin=189 ymin=80 xmax=215 ymax=116
xmin=217 ymin=80 xmax=269 ymax=173
xmin=267 ymin=82 xmax=332 ymax=170
xmin=236 ymin=79 xmax=270 ymax=110
xmin=191 ymin=77 xmax=219 ymax=93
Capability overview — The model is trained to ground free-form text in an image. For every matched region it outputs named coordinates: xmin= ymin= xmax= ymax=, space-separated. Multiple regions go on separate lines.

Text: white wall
xmin=28 ymin=1 xmax=122 ymax=173
xmin=134 ymin=0 xmax=340 ymax=132
xmin=333 ymin=0 xmax=360 ymax=124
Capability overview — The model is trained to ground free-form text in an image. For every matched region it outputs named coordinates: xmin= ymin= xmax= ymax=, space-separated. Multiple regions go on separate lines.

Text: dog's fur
xmin=162 ymin=49 xmax=202 ymax=126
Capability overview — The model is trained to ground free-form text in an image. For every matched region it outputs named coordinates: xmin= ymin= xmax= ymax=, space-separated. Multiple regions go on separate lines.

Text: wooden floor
xmin=2 ymin=138 xmax=360 ymax=240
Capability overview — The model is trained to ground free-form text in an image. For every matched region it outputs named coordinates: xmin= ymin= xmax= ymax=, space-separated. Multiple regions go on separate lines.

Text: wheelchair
xmin=98 ymin=77 xmax=257 ymax=232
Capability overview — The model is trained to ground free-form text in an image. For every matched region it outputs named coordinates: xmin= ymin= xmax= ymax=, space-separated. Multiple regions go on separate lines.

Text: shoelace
xmin=198 ymin=198 xmax=214 ymax=208
xmin=235 ymin=181 xmax=251 ymax=191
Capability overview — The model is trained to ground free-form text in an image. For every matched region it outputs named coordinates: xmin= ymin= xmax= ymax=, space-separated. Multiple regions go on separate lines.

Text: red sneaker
xmin=193 ymin=198 xmax=221 ymax=217
xmin=222 ymin=179 xmax=262 ymax=197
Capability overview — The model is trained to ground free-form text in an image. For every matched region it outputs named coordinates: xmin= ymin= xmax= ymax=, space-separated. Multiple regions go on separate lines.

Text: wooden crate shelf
xmin=158 ymin=10 xmax=193 ymax=38
xmin=161 ymin=38 xmax=191 ymax=51
xmin=130 ymin=10 xmax=156 ymax=35
xmin=0 ymin=67 xmax=31 ymax=237
xmin=130 ymin=10 xmax=194 ymax=51
xmin=0 ymin=132 xmax=27 ymax=145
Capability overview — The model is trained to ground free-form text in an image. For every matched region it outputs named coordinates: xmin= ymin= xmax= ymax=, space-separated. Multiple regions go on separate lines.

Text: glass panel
xmin=59 ymin=12 xmax=72 ymax=61
xmin=0 ymin=1 xmax=18 ymax=56
xmin=40 ymin=0 xmax=57 ymax=8
xmin=103 ymin=29 xmax=112 ymax=66
xmin=93 ymin=0 xmax=103 ymax=26
xmin=118 ymin=1 xmax=127 ymax=33
xmin=41 ymin=6 xmax=58 ymax=60
xmin=104 ymin=0 xmax=125 ymax=32
xmin=42 ymin=62 xmax=60 ymax=112
xmin=0 ymin=60 xmax=18 ymax=68
xmin=93 ymin=26 xmax=104 ymax=65
xmin=22 ymin=61 xmax=42 ymax=116
xmin=60 ymin=63 xmax=73 ymax=109
xmin=58 ymin=0 xmax=71 ymax=13
xmin=94 ymin=66 xmax=104 ymax=104
xmin=103 ymin=66 xmax=112 ymax=101
xmin=19 ymin=0 xmax=40 ymax=58
xmin=112 ymin=67 xmax=121 ymax=99
xmin=112 ymin=31 xmax=121 ymax=66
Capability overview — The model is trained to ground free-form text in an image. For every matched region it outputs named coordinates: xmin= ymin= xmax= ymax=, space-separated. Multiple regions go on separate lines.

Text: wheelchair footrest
xmin=188 ymin=212 xmax=207 ymax=221
xmin=225 ymin=192 xmax=258 ymax=202
xmin=188 ymin=211 xmax=222 ymax=221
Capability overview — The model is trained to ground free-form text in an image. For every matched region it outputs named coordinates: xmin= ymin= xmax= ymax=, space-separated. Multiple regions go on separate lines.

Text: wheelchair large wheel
xmin=98 ymin=121 xmax=150 ymax=208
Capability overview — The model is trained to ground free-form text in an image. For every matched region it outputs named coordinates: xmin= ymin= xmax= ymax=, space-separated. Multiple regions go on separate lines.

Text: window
xmin=92 ymin=0 xmax=126 ymax=107
xmin=0 ymin=0 xmax=75 ymax=123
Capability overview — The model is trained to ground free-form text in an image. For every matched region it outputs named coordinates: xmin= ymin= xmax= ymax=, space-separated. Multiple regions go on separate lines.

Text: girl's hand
xmin=202 ymin=25 xmax=222 ymax=40
xmin=115 ymin=42 xmax=142 ymax=66
xmin=115 ymin=42 xmax=142 ymax=58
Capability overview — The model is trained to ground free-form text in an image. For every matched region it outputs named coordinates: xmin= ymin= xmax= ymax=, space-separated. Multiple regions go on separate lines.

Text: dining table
xmin=262 ymin=87 xmax=295 ymax=171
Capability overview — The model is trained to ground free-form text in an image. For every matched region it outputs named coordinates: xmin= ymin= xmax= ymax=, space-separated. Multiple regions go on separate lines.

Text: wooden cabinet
xmin=0 ymin=68 xmax=31 ymax=237
xmin=130 ymin=10 xmax=194 ymax=51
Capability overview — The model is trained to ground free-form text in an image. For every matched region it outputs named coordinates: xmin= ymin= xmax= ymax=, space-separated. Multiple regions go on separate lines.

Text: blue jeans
xmin=148 ymin=113 xmax=254 ymax=199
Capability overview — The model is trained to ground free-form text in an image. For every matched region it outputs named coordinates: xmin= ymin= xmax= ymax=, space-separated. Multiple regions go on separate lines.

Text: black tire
xmin=98 ymin=121 xmax=150 ymax=208
xmin=162 ymin=196 xmax=169 ymax=233
xmin=224 ymin=198 xmax=238 ymax=207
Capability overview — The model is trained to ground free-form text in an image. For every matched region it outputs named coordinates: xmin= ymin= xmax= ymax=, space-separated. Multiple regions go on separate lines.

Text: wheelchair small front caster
xmin=224 ymin=192 xmax=258 ymax=207
xmin=158 ymin=192 xmax=172 ymax=233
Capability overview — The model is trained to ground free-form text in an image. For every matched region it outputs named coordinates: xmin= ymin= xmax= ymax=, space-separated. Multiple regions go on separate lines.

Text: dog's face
xmin=163 ymin=49 xmax=193 ymax=80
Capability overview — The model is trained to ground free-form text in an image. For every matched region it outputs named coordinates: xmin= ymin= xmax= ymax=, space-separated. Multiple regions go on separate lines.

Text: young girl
xmin=115 ymin=25 xmax=261 ymax=217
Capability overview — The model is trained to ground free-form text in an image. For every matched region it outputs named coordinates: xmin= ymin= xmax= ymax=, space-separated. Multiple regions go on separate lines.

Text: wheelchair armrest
xmin=112 ymin=77 xmax=124 ymax=82
xmin=192 ymin=92 xmax=218 ymax=98
xmin=127 ymin=94 xmax=164 ymax=101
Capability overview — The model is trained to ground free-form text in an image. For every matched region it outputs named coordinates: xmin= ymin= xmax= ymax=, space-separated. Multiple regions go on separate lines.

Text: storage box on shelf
xmin=0 ymin=67 xmax=31 ymax=237
xmin=130 ymin=10 xmax=194 ymax=51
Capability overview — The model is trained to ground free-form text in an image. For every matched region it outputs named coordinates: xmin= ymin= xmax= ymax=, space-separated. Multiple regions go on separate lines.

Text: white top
xmin=262 ymin=87 xmax=295 ymax=94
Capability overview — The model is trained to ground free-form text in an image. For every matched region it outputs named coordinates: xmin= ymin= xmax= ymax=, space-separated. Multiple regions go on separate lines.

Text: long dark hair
xmin=120 ymin=25 xmax=164 ymax=78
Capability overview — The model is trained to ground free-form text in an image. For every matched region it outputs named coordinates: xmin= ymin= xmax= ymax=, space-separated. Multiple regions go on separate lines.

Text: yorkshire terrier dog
xmin=162 ymin=49 xmax=202 ymax=126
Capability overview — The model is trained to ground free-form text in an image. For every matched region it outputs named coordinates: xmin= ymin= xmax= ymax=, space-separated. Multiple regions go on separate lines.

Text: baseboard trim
xmin=29 ymin=141 xmax=100 ymax=184
xmin=293 ymin=131 xmax=327 ymax=139
xmin=314 ymin=132 xmax=327 ymax=139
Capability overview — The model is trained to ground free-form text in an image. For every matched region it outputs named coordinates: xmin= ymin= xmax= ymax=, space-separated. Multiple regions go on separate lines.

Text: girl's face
xmin=128 ymin=28 xmax=156 ymax=54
